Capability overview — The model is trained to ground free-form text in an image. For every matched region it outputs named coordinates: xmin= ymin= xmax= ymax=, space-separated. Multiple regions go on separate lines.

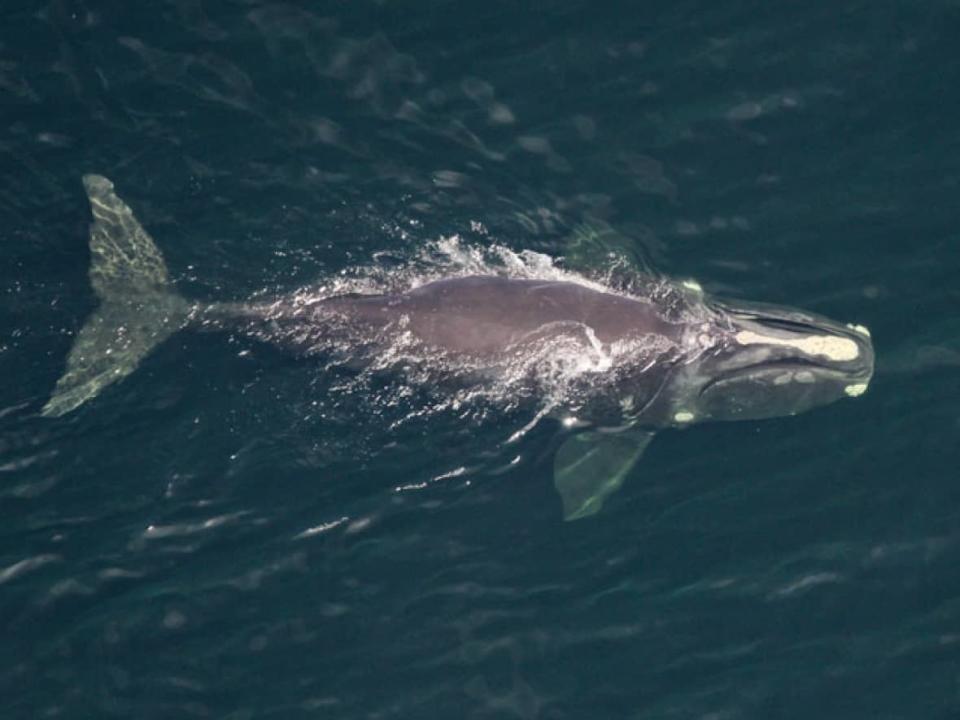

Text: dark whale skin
xmin=319 ymin=276 xmax=682 ymax=356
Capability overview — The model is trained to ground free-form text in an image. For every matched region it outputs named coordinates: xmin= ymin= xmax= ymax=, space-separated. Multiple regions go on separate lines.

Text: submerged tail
xmin=42 ymin=175 xmax=190 ymax=417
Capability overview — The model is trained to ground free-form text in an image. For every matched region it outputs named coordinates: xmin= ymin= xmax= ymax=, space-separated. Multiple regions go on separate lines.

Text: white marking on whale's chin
xmin=674 ymin=410 xmax=695 ymax=423
xmin=844 ymin=383 xmax=869 ymax=397
xmin=773 ymin=370 xmax=815 ymax=385
xmin=734 ymin=330 xmax=860 ymax=362
xmin=681 ymin=279 xmax=702 ymax=292
xmin=846 ymin=323 xmax=871 ymax=338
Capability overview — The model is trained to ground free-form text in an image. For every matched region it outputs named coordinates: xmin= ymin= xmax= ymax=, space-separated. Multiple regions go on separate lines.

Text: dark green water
xmin=3 ymin=1 xmax=960 ymax=717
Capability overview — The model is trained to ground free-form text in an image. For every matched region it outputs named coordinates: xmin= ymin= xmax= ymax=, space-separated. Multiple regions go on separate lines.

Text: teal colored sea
xmin=2 ymin=2 xmax=959 ymax=718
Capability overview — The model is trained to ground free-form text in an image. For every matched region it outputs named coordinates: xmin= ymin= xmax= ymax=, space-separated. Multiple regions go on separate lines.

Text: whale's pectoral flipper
xmin=42 ymin=175 xmax=189 ymax=417
xmin=563 ymin=219 xmax=652 ymax=276
xmin=553 ymin=429 xmax=654 ymax=521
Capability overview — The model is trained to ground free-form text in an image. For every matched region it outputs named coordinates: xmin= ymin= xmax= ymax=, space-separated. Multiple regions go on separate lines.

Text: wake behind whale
xmin=44 ymin=175 xmax=874 ymax=519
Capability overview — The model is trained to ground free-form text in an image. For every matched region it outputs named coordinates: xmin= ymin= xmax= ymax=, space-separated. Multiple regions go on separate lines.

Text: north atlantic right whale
xmin=43 ymin=175 xmax=874 ymax=519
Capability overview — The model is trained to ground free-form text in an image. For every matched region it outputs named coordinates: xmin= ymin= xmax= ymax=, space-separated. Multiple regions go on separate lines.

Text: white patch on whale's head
xmin=844 ymin=382 xmax=869 ymax=397
xmin=675 ymin=296 xmax=875 ymax=423
xmin=733 ymin=329 xmax=860 ymax=362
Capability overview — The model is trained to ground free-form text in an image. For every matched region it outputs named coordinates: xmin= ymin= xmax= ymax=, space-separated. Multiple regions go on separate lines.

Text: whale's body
xmin=319 ymin=276 xmax=677 ymax=352
xmin=44 ymin=176 xmax=875 ymax=519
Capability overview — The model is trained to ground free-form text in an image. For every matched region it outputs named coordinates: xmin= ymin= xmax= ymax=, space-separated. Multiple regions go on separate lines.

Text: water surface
xmin=2 ymin=2 xmax=959 ymax=718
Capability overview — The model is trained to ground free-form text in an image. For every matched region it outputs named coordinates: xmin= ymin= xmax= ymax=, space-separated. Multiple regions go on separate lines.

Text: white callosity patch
xmin=673 ymin=411 xmax=695 ymax=423
xmin=846 ymin=323 xmax=871 ymax=338
xmin=773 ymin=369 xmax=815 ymax=385
xmin=734 ymin=330 xmax=860 ymax=362
xmin=844 ymin=383 xmax=869 ymax=397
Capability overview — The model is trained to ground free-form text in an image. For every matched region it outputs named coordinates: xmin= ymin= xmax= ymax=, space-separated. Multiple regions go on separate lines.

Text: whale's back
xmin=323 ymin=276 xmax=679 ymax=357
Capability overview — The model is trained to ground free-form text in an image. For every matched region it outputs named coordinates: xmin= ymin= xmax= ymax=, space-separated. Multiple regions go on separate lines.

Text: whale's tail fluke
xmin=42 ymin=175 xmax=190 ymax=417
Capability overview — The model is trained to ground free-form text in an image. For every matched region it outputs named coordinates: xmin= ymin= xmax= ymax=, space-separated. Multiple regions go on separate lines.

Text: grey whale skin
xmin=44 ymin=175 xmax=875 ymax=519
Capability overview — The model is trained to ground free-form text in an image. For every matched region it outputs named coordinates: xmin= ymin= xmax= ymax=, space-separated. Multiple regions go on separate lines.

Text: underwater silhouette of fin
xmin=553 ymin=428 xmax=654 ymax=520
xmin=42 ymin=175 xmax=188 ymax=417
xmin=563 ymin=219 xmax=652 ymax=274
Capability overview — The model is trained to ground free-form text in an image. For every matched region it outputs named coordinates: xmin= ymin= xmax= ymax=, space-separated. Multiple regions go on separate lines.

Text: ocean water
xmin=2 ymin=1 xmax=960 ymax=718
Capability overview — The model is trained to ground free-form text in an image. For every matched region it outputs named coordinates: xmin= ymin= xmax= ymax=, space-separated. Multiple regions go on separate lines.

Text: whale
xmin=44 ymin=175 xmax=875 ymax=519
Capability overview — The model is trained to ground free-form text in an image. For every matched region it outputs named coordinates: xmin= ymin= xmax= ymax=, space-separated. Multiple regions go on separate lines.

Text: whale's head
xmin=670 ymin=295 xmax=874 ymax=425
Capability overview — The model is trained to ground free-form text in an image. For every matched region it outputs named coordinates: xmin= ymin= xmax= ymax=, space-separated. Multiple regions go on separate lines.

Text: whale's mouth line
xmin=699 ymin=358 xmax=851 ymax=395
